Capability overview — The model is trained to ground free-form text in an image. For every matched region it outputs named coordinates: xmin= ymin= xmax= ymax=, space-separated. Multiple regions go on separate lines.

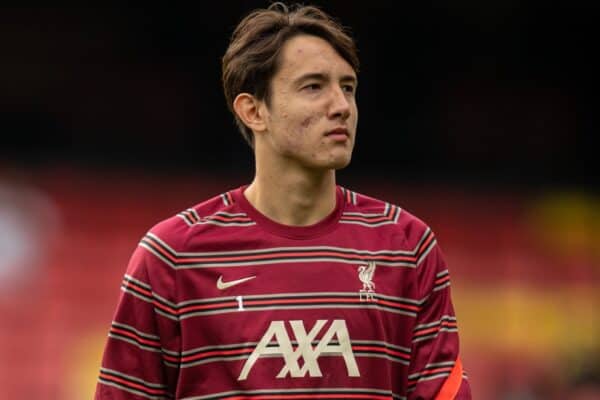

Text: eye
xmin=303 ymin=83 xmax=321 ymax=91
xmin=342 ymin=84 xmax=356 ymax=94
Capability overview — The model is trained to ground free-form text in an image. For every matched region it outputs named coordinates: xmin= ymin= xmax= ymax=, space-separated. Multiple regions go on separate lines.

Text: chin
xmin=333 ymin=161 xmax=352 ymax=170
xmin=303 ymin=149 xmax=353 ymax=170
xmin=328 ymin=155 xmax=352 ymax=170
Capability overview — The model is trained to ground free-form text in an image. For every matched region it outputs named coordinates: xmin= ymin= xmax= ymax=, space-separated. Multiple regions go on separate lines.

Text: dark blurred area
xmin=1 ymin=2 xmax=599 ymax=399
xmin=1 ymin=1 xmax=596 ymax=186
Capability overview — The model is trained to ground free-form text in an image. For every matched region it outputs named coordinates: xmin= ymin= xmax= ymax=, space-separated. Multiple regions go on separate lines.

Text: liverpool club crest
xmin=358 ymin=261 xmax=376 ymax=301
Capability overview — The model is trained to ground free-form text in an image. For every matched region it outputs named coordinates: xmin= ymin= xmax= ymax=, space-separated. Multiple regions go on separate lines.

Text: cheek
xmin=300 ymin=116 xmax=314 ymax=130
xmin=294 ymin=112 xmax=322 ymax=138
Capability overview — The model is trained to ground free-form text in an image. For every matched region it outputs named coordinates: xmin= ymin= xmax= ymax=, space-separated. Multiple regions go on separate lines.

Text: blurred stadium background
xmin=1 ymin=2 xmax=598 ymax=399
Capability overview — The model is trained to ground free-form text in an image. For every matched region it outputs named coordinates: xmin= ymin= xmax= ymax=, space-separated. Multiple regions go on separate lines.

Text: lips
xmin=325 ymin=128 xmax=350 ymax=143
xmin=326 ymin=128 xmax=349 ymax=137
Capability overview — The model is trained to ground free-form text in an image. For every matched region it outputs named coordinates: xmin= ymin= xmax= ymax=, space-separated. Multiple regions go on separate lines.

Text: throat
xmin=244 ymin=176 xmax=337 ymax=226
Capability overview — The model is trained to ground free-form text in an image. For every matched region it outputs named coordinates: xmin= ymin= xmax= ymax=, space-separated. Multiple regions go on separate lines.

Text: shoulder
xmin=144 ymin=188 xmax=247 ymax=251
xmin=340 ymin=186 xmax=434 ymax=249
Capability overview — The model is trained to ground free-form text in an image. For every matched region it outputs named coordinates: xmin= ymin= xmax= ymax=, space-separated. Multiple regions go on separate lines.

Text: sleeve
xmin=407 ymin=231 xmax=471 ymax=400
xmin=94 ymin=244 xmax=179 ymax=399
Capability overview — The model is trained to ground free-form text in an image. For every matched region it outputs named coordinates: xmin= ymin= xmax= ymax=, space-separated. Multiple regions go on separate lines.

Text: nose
xmin=328 ymin=86 xmax=351 ymax=121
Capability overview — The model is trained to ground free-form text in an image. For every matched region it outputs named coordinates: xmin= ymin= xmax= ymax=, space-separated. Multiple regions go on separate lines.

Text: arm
xmin=95 ymin=245 xmax=179 ymax=399
xmin=408 ymin=233 xmax=471 ymax=400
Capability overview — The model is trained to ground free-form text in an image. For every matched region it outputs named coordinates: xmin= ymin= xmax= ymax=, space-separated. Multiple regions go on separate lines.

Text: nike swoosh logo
xmin=216 ymin=275 xmax=256 ymax=290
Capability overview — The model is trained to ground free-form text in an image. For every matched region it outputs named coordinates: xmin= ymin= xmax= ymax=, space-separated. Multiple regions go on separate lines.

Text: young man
xmin=95 ymin=3 xmax=471 ymax=399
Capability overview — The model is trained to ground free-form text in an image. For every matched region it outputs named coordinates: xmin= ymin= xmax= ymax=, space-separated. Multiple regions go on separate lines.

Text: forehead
xmin=275 ymin=34 xmax=356 ymax=81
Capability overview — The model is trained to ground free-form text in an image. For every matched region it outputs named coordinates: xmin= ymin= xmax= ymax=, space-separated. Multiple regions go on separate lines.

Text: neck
xmin=244 ymin=164 xmax=337 ymax=227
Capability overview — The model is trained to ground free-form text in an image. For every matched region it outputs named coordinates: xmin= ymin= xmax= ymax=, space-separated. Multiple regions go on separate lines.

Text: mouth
xmin=325 ymin=128 xmax=349 ymax=140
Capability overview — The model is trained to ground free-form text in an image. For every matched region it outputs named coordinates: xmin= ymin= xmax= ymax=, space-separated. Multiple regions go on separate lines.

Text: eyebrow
xmin=293 ymin=72 xmax=358 ymax=86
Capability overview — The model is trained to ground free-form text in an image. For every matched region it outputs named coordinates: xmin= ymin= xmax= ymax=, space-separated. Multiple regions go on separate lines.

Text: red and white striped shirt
xmin=95 ymin=186 xmax=471 ymax=399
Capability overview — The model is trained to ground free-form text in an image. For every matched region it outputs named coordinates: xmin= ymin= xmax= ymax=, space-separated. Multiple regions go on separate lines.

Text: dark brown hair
xmin=222 ymin=2 xmax=359 ymax=147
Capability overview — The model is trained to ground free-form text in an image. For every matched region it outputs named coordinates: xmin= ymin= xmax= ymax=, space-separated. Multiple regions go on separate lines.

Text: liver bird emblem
xmin=358 ymin=261 xmax=376 ymax=301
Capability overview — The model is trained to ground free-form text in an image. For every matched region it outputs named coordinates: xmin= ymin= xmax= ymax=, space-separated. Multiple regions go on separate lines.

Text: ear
xmin=232 ymin=93 xmax=267 ymax=134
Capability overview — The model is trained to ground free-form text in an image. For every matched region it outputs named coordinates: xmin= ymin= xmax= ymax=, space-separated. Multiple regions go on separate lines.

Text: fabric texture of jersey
xmin=95 ymin=186 xmax=472 ymax=400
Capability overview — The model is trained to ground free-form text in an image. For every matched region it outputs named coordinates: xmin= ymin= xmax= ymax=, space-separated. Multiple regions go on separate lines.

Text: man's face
xmin=258 ymin=34 xmax=358 ymax=171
